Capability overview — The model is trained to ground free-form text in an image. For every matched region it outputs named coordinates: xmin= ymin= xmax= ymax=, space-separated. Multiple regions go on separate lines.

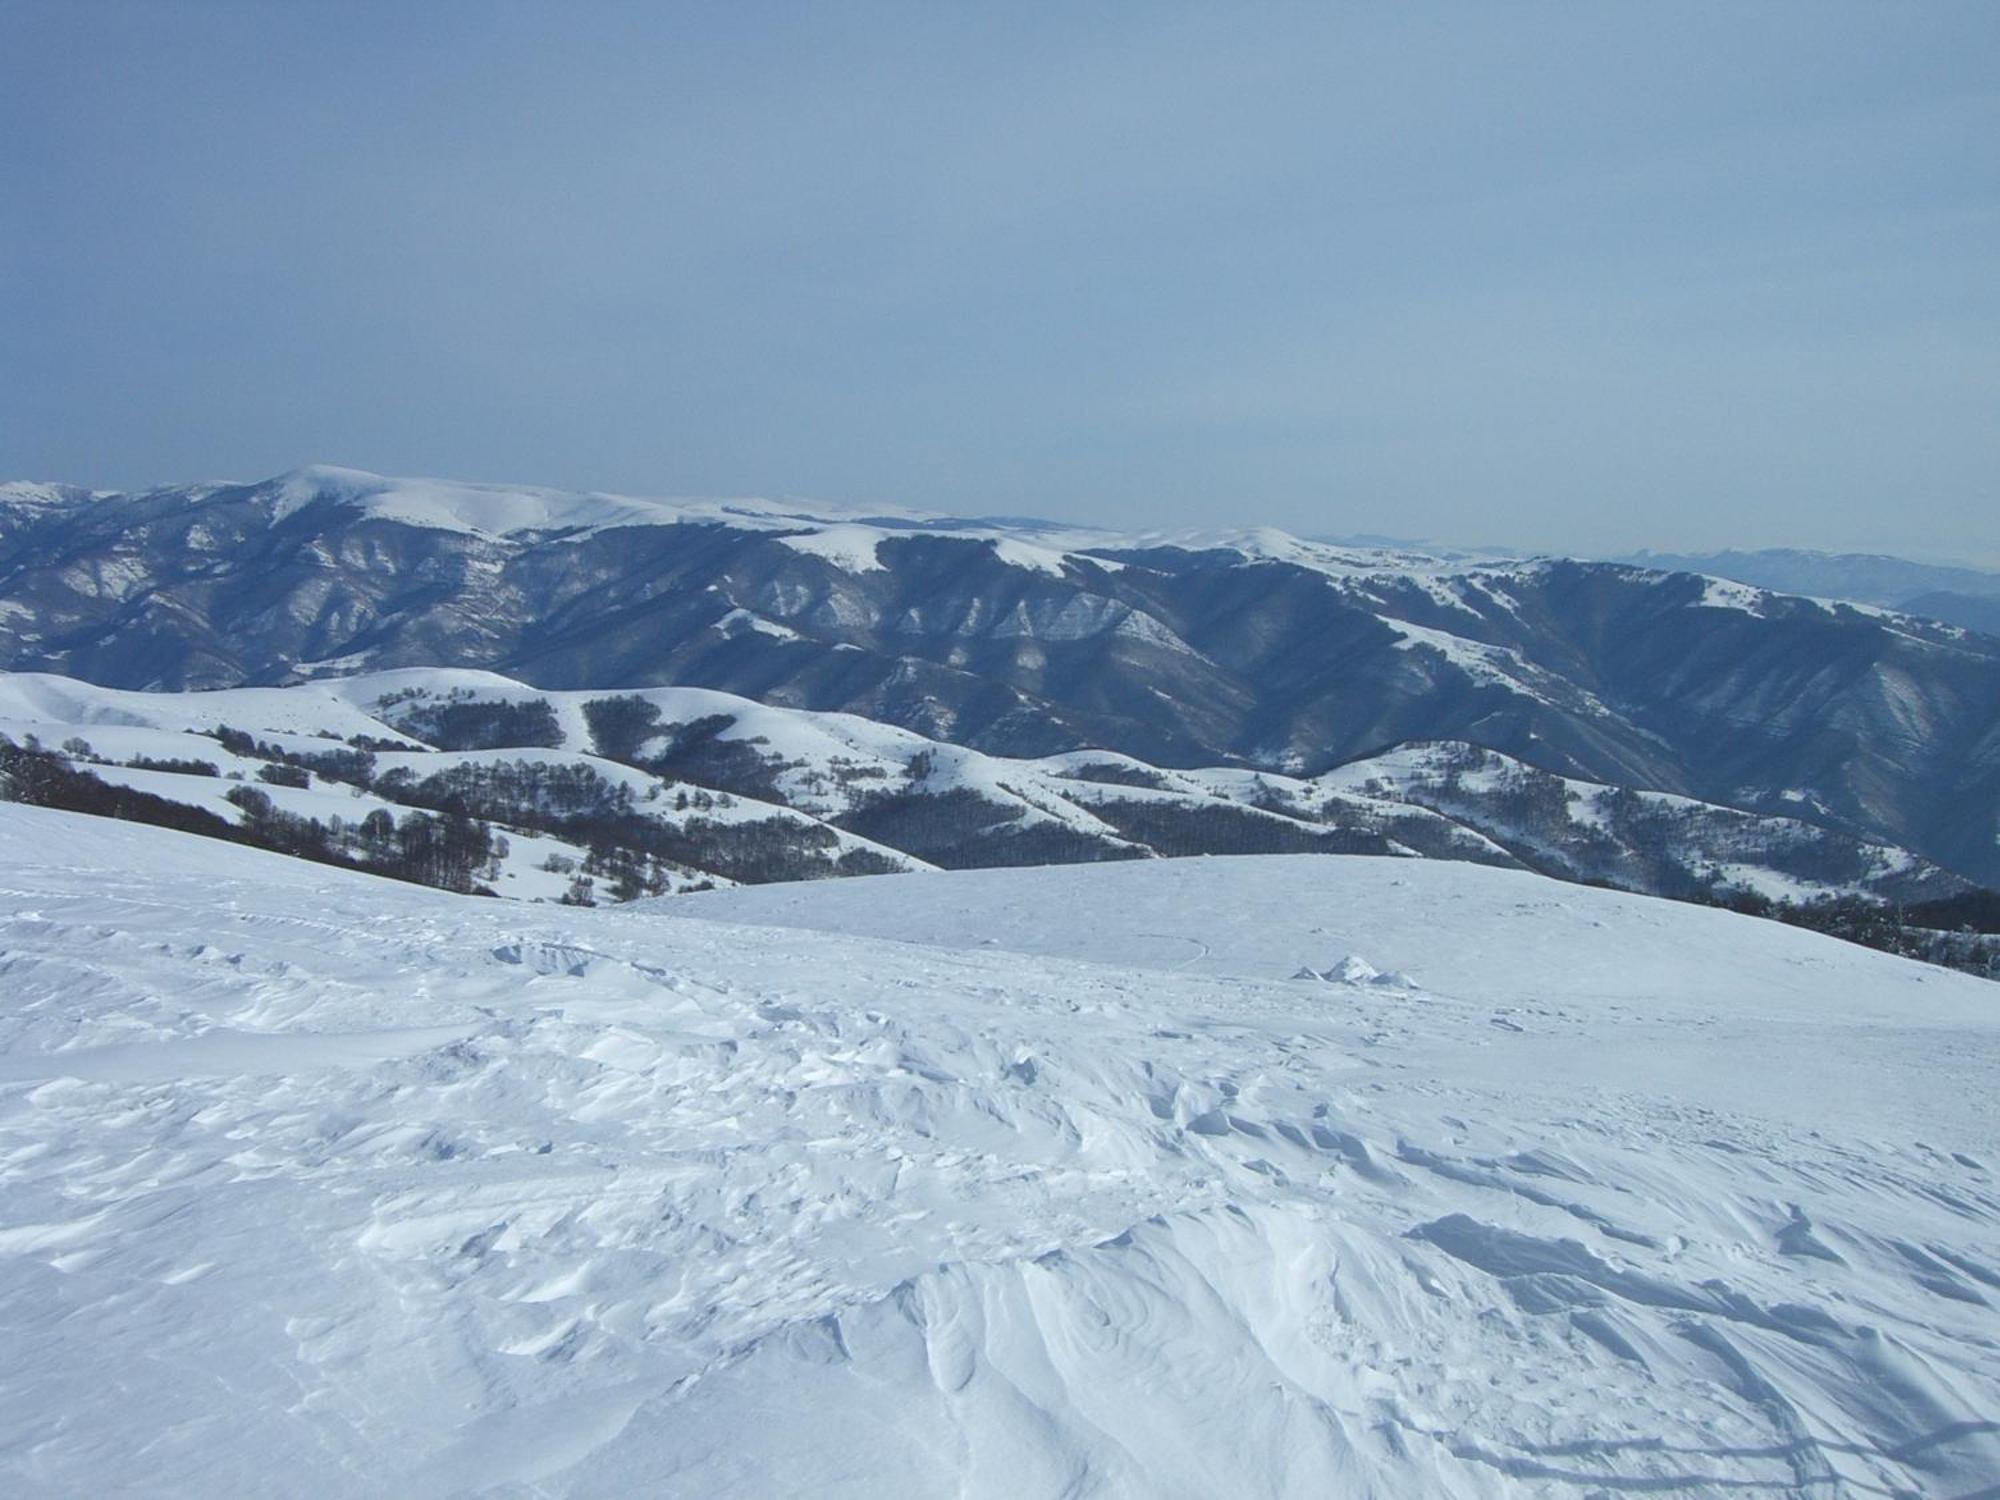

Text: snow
xmin=262 ymin=466 xmax=889 ymax=542
xmin=1379 ymin=617 xmax=1607 ymax=714
xmin=238 ymin=469 xmax=1117 ymax=579
xmin=771 ymin=523 xmax=1097 ymax=580
xmin=0 ymin=481 xmax=98 ymax=510
xmin=980 ymin=534 xmax=1073 ymax=578
xmin=0 ymin=672 xmax=426 ymax=745
xmin=1704 ymin=861 xmax=1838 ymax=905
xmin=713 ymin=606 xmax=801 ymax=640
xmin=1697 ymin=575 xmax=1770 ymax=614
xmin=1119 ymin=525 xmax=1482 ymax=578
xmin=291 ymin=651 xmax=377 ymax=679
xmin=772 ymin=524 xmax=888 ymax=573
xmin=1384 ymin=617 xmax=1513 ymax=674
xmin=1402 ymin=573 xmax=1490 ymax=619
xmin=2 ymin=806 xmax=1998 ymax=1495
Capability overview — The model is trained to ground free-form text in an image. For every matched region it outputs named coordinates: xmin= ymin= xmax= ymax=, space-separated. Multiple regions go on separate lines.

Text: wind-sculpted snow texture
xmin=2 ymin=805 xmax=1997 ymax=1496
xmin=4 ymin=466 xmax=1999 ymax=884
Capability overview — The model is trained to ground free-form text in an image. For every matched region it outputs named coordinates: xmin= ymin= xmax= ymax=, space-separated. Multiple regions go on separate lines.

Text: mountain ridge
xmin=1617 ymin=545 xmax=2000 ymax=637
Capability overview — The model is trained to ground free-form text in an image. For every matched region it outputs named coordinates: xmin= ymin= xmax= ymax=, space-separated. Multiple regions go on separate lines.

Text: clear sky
xmin=3 ymin=1 xmax=1996 ymax=560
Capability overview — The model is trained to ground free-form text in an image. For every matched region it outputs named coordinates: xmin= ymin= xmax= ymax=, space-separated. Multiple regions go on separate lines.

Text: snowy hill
xmin=2 ymin=804 xmax=1997 ymax=1495
xmin=2 ymin=667 xmax=1972 ymax=917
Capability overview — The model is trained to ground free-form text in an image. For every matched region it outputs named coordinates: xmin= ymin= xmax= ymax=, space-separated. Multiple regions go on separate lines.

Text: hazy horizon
xmin=4 ymin=2 xmax=1996 ymax=563
xmin=12 ymin=457 xmax=2000 ymax=574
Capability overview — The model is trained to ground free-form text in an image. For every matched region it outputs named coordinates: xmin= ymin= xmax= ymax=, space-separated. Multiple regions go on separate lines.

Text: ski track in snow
xmin=1 ymin=805 xmax=1998 ymax=1496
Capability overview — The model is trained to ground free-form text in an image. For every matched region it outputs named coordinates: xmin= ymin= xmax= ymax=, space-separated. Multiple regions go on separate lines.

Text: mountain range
xmin=4 ymin=466 xmax=1999 ymax=891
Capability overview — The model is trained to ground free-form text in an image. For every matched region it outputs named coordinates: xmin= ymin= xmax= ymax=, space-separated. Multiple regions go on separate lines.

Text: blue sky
xmin=3 ymin=2 xmax=1996 ymax=559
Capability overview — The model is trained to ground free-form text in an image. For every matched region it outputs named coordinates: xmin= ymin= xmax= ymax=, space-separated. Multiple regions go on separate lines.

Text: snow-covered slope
xmin=8 ymin=667 xmax=1968 ymax=909
xmin=0 ymin=668 xmax=1448 ymax=892
xmin=1313 ymin=740 xmax=1964 ymax=905
xmin=2 ymin=804 xmax=1996 ymax=1495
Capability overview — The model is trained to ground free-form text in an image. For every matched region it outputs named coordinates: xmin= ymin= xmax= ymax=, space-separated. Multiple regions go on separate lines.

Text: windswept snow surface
xmin=2 ymin=807 xmax=1998 ymax=1497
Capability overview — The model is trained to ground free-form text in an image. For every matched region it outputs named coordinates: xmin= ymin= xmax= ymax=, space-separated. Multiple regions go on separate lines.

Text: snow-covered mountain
xmin=1 ymin=667 xmax=1972 ymax=915
xmin=1620 ymin=546 xmax=2000 ymax=638
xmin=2 ymin=803 xmax=1996 ymax=1496
xmin=6 ymin=466 xmax=2000 ymax=885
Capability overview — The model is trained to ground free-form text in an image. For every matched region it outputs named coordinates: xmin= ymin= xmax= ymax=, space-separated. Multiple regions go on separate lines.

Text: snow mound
xmin=1293 ymin=955 xmax=1418 ymax=987
xmin=772 ymin=524 xmax=888 ymax=572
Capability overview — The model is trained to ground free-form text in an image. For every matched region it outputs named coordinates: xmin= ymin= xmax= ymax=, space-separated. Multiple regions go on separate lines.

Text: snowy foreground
xmin=2 ymin=805 xmax=1998 ymax=1496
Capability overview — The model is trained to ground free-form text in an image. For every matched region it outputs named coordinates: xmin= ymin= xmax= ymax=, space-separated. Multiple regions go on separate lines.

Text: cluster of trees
xmin=222 ymin=787 xmax=497 ymax=893
xmin=1906 ymin=888 xmax=2000 ymax=934
xmin=380 ymin=756 xmax=622 ymax=823
xmin=389 ymin=694 xmax=562 ymax=751
xmin=1 ymin=736 xmax=497 ymax=896
xmin=583 ymin=697 xmax=798 ymax=802
xmin=376 ymin=754 xmax=897 ymax=885
xmin=3 ymin=737 xmax=242 ymax=842
xmin=54 ymin=735 xmax=225 ymax=781
xmin=1052 ymin=760 xmax=1174 ymax=791
xmin=1714 ymin=887 xmax=2000 ymax=980
xmin=126 ymin=753 xmax=221 ymax=777
xmin=1090 ymin=798 xmax=1390 ymax=859
xmin=836 ymin=787 xmax=1122 ymax=868
xmin=579 ymin=694 xmax=661 ymax=762
xmin=784 ymin=754 xmax=890 ymax=801
xmin=210 ymin=725 xmax=377 ymax=786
